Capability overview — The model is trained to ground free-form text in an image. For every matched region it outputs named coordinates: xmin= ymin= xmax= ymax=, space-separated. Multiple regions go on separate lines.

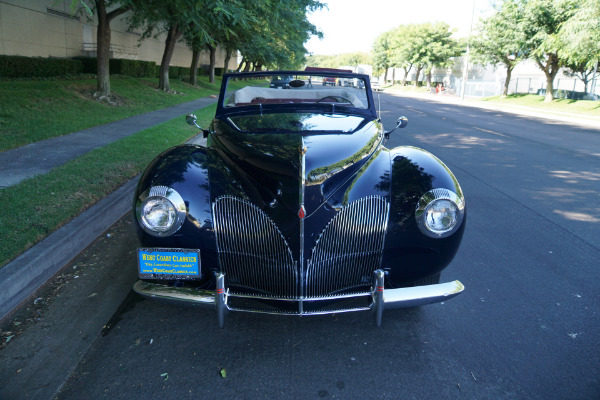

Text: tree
xmin=419 ymin=23 xmax=462 ymax=89
xmin=71 ymin=0 xmax=133 ymax=98
xmin=389 ymin=25 xmax=417 ymax=86
xmin=236 ymin=0 xmax=323 ymax=70
xmin=562 ymin=61 xmax=597 ymax=94
xmin=405 ymin=23 xmax=461 ymax=88
xmin=559 ymin=0 xmax=600 ymax=70
xmin=372 ymin=31 xmax=392 ymax=82
xmin=184 ymin=0 xmax=257 ymax=84
xmin=522 ymin=0 xmax=576 ymax=102
xmin=558 ymin=0 xmax=600 ymax=95
xmin=129 ymin=0 xmax=240 ymax=90
xmin=128 ymin=0 xmax=187 ymax=91
xmin=471 ymin=0 xmax=527 ymax=96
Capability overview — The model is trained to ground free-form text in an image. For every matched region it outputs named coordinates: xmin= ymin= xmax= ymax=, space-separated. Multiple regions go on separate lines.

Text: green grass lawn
xmin=0 ymin=77 xmax=221 ymax=152
xmin=0 ymin=105 xmax=216 ymax=268
xmin=384 ymin=84 xmax=600 ymax=117
xmin=480 ymin=94 xmax=600 ymax=117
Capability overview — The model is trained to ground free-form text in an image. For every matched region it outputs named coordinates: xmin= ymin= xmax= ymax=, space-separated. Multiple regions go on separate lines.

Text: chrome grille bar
xmin=212 ymin=196 xmax=298 ymax=298
xmin=306 ymin=196 xmax=389 ymax=298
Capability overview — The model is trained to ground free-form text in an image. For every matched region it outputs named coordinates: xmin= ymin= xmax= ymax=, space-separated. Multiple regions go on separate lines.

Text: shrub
xmin=0 ymin=55 xmax=83 ymax=78
xmin=110 ymin=59 xmax=157 ymax=77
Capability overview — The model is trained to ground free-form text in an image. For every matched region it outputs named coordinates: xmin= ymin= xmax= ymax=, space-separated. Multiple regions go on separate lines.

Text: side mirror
xmin=186 ymin=113 xmax=209 ymax=138
xmin=186 ymin=113 xmax=200 ymax=128
xmin=384 ymin=116 xmax=408 ymax=139
xmin=397 ymin=116 xmax=408 ymax=129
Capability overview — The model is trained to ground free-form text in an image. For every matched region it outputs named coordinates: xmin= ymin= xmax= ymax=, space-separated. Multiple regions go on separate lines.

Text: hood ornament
xmin=300 ymin=146 xmax=308 ymax=156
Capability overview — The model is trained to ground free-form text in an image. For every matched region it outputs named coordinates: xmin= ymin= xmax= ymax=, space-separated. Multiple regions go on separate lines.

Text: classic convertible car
xmin=133 ymin=70 xmax=466 ymax=327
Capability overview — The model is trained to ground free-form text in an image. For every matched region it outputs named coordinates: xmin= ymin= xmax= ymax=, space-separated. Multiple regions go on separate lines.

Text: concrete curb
xmin=0 ymin=178 xmax=137 ymax=321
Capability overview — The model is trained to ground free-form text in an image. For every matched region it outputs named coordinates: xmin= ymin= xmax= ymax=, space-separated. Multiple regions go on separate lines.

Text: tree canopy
xmin=370 ymin=0 xmax=600 ymax=101
xmin=469 ymin=0 xmax=598 ymax=101
xmin=470 ymin=0 xmax=527 ymax=96
xmin=371 ymin=23 xmax=461 ymax=88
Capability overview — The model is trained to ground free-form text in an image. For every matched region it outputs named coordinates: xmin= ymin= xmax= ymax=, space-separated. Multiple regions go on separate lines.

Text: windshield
xmin=222 ymin=73 xmax=370 ymax=111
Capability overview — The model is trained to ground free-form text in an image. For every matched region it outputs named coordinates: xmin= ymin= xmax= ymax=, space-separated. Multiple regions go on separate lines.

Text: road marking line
xmin=473 ymin=126 xmax=508 ymax=137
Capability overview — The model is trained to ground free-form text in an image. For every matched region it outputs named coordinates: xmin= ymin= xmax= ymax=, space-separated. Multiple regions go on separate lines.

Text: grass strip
xmin=480 ymin=94 xmax=600 ymax=116
xmin=0 ymin=104 xmax=216 ymax=268
xmin=384 ymin=85 xmax=600 ymax=117
xmin=0 ymin=77 xmax=221 ymax=151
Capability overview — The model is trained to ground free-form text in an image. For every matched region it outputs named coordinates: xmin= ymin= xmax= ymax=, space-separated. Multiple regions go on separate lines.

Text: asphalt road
xmin=3 ymin=93 xmax=599 ymax=399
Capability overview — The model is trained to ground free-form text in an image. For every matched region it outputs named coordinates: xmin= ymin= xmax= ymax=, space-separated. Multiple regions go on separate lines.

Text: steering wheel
xmin=316 ymin=96 xmax=353 ymax=104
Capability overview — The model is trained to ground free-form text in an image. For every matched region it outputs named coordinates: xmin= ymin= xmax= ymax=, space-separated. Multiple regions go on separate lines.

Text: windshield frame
xmin=216 ymin=70 xmax=378 ymax=120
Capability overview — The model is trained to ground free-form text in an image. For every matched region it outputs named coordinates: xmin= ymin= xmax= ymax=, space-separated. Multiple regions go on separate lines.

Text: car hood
xmin=211 ymin=112 xmax=384 ymax=217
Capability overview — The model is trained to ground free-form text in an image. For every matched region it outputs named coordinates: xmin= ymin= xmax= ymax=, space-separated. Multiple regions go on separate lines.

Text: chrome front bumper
xmin=133 ymin=270 xmax=464 ymax=327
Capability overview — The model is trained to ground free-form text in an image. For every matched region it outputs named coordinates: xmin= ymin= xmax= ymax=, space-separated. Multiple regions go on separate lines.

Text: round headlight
xmin=424 ymin=199 xmax=458 ymax=233
xmin=141 ymin=197 xmax=177 ymax=232
xmin=136 ymin=186 xmax=186 ymax=237
xmin=416 ymin=188 xmax=465 ymax=238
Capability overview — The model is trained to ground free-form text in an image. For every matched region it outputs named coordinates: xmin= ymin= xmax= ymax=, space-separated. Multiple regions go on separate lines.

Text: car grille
xmin=212 ymin=196 xmax=298 ymax=298
xmin=306 ymin=196 xmax=389 ymax=297
xmin=212 ymin=195 xmax=389 ymax=302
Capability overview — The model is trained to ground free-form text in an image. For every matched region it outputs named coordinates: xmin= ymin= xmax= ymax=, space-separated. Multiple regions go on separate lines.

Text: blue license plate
xmin=137 ymin=248 xmax=201 ymax=279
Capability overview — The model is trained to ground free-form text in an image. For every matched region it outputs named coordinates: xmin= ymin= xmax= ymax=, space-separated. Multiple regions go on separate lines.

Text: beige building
xmin=0 ymin=0 xmax=228 ymax=69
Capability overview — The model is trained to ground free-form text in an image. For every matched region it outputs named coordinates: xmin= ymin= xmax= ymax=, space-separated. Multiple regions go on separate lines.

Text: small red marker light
xmin=298 ymin=205 xmax=306 ymax=219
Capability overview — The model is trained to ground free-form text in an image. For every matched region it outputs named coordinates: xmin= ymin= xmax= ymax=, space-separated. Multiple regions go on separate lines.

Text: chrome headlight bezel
xmin=416 ymin=188 xmax=465 ymax=238
xmin=136 ymin=186 xmax=186 ymax=237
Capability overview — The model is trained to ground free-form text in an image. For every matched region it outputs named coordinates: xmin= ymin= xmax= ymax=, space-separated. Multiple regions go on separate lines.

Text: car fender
xmin=382 ymin=146 xmax=466 ymax=286
xmin=133 ymin=144 xmax=219 ymax=276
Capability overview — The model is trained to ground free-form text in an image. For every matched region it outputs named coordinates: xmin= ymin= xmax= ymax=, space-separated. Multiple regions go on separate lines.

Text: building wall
xmin=0 ymin=0 xmax=228 ymax=69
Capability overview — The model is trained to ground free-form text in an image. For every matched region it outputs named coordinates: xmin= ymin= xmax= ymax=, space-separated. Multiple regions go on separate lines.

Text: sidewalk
xmin=0 ymin=96 xmax=217 ymax=188
xmin=0 ymin=96 xmax=214 ymax=320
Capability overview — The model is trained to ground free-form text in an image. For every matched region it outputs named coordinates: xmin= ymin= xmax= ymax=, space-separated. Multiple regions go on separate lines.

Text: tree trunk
xmin=190 ymin=48 xmax=200 ymax=86
xmin=402 ymin=66 xmax=410 ymax=86
xmin=236 ymin=58 xmax=245 ymax=72
xmin=94 ymin=0 xmax=130 ymax=97
xmin=224 ymin=48 xmax=232 ymax=73
xmin=426 ymin=70 xmax=432 ymax=89
xmin=243 ymin=61 xmax=251 ymax=72
xmin=537 ymin=54 xmax=560 ymax=102
xmin=391 ymin=68 xmax=395 ymax=85
xmin=95 ymin=1 xmax=110 ymax=96
xmin=414 ymin=65 xmax=422 ymax=87
xmin=158 ymin=24 xmax=181 ymax=92
xmin=383 ymin=67 xmax=388 ymax=84
xmin=207 ymin=45 xmax=216 ymax=84
xmin=502 ymin=64 xmax=513 ymax=97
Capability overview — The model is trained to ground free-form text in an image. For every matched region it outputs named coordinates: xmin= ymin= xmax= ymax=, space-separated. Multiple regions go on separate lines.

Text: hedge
xmin=1 ymin=55 xmax=221 ymax=79
xmin=73 ymin=57 xmax=157 ymax=77
xmin=167 ymin=65 xmax=191 ymax=78
xmin=110 ymin=58 xmax=157 ymax=77
xmin=0 ymin=55 xmax=83 ymax=78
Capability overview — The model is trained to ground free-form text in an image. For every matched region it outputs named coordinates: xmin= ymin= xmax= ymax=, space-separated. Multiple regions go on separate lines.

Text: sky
xmin=305 ymin=0 xmax=493 ymax=55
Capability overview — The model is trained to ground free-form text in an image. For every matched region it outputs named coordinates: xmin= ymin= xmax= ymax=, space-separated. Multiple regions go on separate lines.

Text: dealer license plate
xmin=137 ymin=248 xmax=201 ymax=279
